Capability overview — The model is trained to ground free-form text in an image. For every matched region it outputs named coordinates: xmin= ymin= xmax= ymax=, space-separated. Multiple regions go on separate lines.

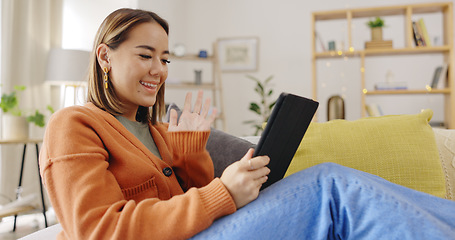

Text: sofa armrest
xmin=433 ymin=128 xmax=455 ymax=200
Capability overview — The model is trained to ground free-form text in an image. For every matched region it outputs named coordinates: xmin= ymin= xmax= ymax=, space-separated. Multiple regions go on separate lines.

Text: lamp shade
xmin=45 ymin=48 xmax=90 ymax=85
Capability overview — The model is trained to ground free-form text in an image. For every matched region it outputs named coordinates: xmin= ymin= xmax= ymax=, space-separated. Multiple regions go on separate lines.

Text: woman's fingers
xmin=200 ymin=96 xmax=211 ymax=118
xmin=193 ymin=90 xmax=203 ymax=114
xmin=183 ymin=92 xmax=193 ymax=113
xmin=168 ymin=109 xmax=178 ymax=127
xmin=242 ymin=152 xmax=270 ymax=171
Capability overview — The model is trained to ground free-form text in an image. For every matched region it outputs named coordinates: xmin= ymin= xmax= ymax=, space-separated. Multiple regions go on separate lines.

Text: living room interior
xmin=0 ymin=0 xmax=454 ymax=238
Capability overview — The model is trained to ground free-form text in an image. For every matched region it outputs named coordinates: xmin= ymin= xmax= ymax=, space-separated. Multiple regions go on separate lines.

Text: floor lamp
xmin=45 ymin=48 xmax=90 ymax=108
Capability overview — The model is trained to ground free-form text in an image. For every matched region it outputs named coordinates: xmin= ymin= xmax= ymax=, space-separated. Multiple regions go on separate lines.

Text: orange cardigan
xmin=39 ymin=103 xmax=236 ymax=240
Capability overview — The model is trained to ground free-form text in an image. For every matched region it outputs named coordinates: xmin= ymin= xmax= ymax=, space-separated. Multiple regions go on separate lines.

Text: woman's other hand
xmin=220 ymin=148 xmax=270 ymax=209
xmin=168 ymin=91 xmax=217 ymax=132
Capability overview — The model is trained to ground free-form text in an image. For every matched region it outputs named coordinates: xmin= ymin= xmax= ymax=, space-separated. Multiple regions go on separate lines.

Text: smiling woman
xmin=37 ymin=7 xmax=455 ymax=240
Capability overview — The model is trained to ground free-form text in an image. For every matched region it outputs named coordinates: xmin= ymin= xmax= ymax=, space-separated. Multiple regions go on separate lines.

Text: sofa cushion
xmin=285 ymin=109 xmax=447 ymax=198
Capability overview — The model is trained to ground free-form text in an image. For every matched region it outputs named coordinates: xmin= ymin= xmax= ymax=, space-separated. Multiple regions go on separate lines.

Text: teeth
xmin=140 ymin=81 xmax=157 ymax=88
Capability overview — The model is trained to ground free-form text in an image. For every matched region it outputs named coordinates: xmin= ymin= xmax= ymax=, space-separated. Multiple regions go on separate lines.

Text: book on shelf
xmin=365 ymin=104 xmax=383 ymax=117
xmin=412 ymin=21 xmax=425 ymax=47
xmin=365 ymin=40 xmax=393 ymax=49
xmin=418 ymin=18 xmax=431 ymax=47
xmin=374 ymin=81 xmax=408 ymax=90
xmin=430 ymin=63 xmax=448 ymax=89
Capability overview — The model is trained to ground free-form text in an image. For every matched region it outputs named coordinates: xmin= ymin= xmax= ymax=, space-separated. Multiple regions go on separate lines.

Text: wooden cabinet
xmin=167 ymin=48 xmax=226 ymax=130
xmin=311 ymin=2 xmax=454 ymax=128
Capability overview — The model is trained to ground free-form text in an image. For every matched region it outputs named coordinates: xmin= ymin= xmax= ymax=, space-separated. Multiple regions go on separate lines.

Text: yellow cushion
xmin=285 ymin=109 xmax=447 ymax=198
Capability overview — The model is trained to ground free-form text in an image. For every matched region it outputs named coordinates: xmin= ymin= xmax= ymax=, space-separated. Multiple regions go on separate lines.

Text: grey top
xmin=115 ymin=115 xmax=162 ymax=159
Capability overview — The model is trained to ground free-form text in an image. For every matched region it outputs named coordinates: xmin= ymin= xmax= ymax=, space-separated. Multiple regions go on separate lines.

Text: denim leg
xmin=192 ymin=163 xmax=455 ymax=240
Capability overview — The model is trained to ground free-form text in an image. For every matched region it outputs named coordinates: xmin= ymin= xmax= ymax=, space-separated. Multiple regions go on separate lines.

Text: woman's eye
xmin=162 ymin=59 xmax=171 ymax=64
xmin=140 ymin=54 xmax=152 ymax=59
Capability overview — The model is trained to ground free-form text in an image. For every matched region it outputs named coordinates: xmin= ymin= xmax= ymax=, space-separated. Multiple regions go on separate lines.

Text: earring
xmin=103 ymin=67 xmax=109 ymax=89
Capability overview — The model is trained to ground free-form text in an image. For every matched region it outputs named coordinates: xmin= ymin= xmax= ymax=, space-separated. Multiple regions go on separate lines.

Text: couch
xmin=21 ymin=109 xmax=455 ymax=239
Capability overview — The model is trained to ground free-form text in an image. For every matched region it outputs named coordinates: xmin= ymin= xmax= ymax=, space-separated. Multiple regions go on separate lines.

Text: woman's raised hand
xmin=220 ymin=149 xmax=270 ymax=209
xmin=168 ymin=91 xmax=217 ymax=132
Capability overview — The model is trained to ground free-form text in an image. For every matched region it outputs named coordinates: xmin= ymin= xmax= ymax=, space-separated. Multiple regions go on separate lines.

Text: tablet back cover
xmin=254 ymin=93 xmax=319 ymax=190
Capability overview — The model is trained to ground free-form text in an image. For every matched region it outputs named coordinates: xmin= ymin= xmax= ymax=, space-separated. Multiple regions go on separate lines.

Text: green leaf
xmin=367 ymin=17 xmax=384 ymax=28
xmin=264 ymin=75 xmax=274 ymax=84
xmin=242 ymin=120 xmax=257 ymax=124
xmin=14 ymin=85 xmax=26 ymax=91
xmin=47 ymin=105 xmax=55 ymax=114
xmin=249 ymin=103 xmax=261 ymax=115
xmin=269 ymin=101 xmax=277 ymax=110
xmin=27 ymin=110 xmax=45 ymax=127
xmin=0 ymin=92 xmax=18 ymax=113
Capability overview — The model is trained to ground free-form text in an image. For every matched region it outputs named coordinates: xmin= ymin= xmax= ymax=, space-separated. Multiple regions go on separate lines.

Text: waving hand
xmin=168 ymin=91 xmax=217 ymax=132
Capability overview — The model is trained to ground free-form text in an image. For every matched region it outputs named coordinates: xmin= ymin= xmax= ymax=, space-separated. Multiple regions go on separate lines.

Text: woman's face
xmin=107 ymin=22 xmax=169 ymax=119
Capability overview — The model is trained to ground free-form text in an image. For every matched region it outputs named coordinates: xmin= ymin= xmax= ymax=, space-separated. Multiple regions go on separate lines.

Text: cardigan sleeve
xmin=165 ymin=129 xmax=215 ymax=191
xmin=39 ymin=106 xmax=236 ymax=240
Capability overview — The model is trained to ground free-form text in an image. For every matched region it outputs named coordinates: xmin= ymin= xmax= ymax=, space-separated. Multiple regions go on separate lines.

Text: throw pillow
xmin=285 ymin=109 xmax=447 ymax=198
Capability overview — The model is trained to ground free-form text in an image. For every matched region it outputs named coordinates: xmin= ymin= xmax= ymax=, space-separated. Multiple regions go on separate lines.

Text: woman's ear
xmin=96 ymin=43 xmax=110 ymax=70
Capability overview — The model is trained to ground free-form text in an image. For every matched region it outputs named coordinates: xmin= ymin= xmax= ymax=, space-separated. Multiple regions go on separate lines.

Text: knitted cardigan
xmin=39 ymin=103 xmax=236 ymax=240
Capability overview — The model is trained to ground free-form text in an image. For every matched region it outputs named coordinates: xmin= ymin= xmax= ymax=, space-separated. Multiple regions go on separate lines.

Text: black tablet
xmin=254 ymin=92 xmax=319 ymax=190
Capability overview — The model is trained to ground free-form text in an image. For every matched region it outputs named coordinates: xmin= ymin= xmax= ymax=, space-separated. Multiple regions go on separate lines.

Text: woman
xmin=40 ymin=8 xmax=455 ymax=240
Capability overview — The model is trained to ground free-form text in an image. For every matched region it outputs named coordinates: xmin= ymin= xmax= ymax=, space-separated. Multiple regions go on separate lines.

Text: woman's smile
xmin=140 ymin=80 xmax=159 ymax=90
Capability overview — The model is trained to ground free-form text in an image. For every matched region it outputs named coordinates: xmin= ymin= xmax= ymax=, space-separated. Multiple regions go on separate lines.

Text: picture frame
xmin=217 ymin=37 xmax=259 ymax=72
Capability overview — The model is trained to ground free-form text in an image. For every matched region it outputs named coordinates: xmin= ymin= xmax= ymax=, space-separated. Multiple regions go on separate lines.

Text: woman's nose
xmin=149 ymin=58 xmax=165 ymax=75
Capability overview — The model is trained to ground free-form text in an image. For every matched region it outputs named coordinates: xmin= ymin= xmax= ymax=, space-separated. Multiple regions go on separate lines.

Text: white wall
xmin=138 ymin=0 xmax=454 ymax=136
xmin=62 ymin=0 xmax=455 ymax=136
xmin=62 ymin=0 xmax=138 ymax=50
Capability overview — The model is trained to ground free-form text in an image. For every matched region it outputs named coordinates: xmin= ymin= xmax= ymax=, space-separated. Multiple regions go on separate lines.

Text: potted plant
xmin=0 ymin=85 xmax=54 ymax=140
xmin=243 ymin=75 xmax=277 ymax=136
xmin=367 ymin=17 xmax=385 ymax=41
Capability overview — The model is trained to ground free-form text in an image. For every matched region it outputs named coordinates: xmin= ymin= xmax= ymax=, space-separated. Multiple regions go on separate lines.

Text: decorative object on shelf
xmin=367 ymin=17 xmax=385 ymax=41
xmin=430 ymin=63 xmax=448 ymax=89
xmin=365 ymin=103 xmax=383 ymax=117
xmin=374 ymin=81 xmax=408 ymax=90
xmin=0 ymin=85 xmax=54 ymax=140
xmin=374 ymin=70 xmax=407 ymax=90
xmin=327 ymin=95 xmax=345 ymax=120
xmin=173 ymin=43 xmax=186 ymax=57
xmin=198 ymin=50 xmax=208 ymax=58
xmin=328 ymin=41 xmax=336 ymax=51
xmin=243 ymin=75 xmax=276 ymax=136
xmin=194 ymin=70 xmax=202 ymax=85
xmin=217 ymin=37 xmax=259 ymax=72
xmin=365 ymin=16 xmax=393 ymax=49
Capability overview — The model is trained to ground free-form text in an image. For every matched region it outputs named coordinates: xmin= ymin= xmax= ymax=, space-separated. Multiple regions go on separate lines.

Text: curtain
xmin=0 ymin=0 xmax=62 ymax=206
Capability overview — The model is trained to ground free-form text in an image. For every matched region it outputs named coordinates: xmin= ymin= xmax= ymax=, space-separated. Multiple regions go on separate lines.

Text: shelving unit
xmin=167 ymin=49 xmax=226 ymax=130
xmin=312 ymin=2 xmax=454 ymax=128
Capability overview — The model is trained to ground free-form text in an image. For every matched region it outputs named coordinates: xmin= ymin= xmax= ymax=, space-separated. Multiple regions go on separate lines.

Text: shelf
xmin=166 ymin=82 xmax=217 ymax=90
xmin=313 ymin=2 xmax=450 ymax=20
xmin=170 ymin=54 xmax=215 ymax=62
xmin=314 ymin=46 xmax=451 ymax=58
xmin=312 ymin=2 xmax=454 ymax=128
xmin=364 ymin=88 xmax=451 ymax=95
xmin=166 ymin=47 xmax=226 ymax=130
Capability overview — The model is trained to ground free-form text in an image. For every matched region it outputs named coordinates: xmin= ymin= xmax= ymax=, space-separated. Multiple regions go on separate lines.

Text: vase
xmin=2 ymin=115 xmax=29 ymax=140
xmin=327 ymin=95 xmax=345 ymax=121
xmin=371 ymin=27 xmax=383 ymax=41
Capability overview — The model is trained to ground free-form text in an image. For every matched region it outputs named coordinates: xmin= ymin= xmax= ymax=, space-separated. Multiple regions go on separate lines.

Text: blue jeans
xmin=192 ymin=163 xmax=455 ymax=239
